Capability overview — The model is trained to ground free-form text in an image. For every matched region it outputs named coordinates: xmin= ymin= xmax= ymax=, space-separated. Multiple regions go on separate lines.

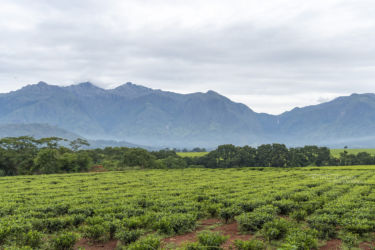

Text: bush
xmin=20 ymin=230 xmax=43 ymax=248
xmin=52 ymin=232 xmax=77 ymax=250
xmin=308 ymin=214 xmax=339 ymax=239
xmin=261 ymin=218 xmax=290 ymax=241
xmin=282 ymin=228 xmax=318 ymax=250
xmin=236 ymin=212 xmax=274 ymax=232
xmin=82 ymin=224 xmax=108 ymax=242
xmin=197 ymin=231 xmax=228 ymax=248
xmin=115 ymin=229 xmax=142 ymax=245
xmin=272 ymin=199 xmax=298 ymax=215
xmin=0 ymin=226 xmax=10 ymax=244
xmin=341 ymin=218 xmax=375 ymax=234
xmin=122 ymin=217 xmax=144 ymax=230
xmin=219 ymin=206 xmax=240 ymax=224
xmin=237 ymin=200 xmax=266 ymax=212
xmin=125 ymin=235 xmax=161 ymax=250
xmin=236 ymin=205 xmax=279 ymax=232
xmin=72 ymin=214 xmax=86 ymax=226
xmin=341 ymin=232 xmax=359 ymax=249
xmin=153 ymin=213 xmax=196 ymax=235
xmin=290 ymin=210 xmax=307 ymax=222
xmin=184 ymin=242 xmax=206 ymax=250
xmin=234 ymin=239 xmax=265 ymax=250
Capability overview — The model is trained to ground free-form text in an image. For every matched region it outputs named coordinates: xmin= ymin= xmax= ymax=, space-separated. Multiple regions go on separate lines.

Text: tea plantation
xmin=2 ymin=167 xmax=375 ymax=249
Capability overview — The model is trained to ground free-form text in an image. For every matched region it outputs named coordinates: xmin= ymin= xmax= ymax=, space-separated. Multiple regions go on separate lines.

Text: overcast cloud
xmin=1 ymin=0 xmax=375 ymax=114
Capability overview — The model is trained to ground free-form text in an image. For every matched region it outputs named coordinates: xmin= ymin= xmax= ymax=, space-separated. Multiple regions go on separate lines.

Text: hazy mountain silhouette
xmin=1 ymin=82 xmax=375 ymax=148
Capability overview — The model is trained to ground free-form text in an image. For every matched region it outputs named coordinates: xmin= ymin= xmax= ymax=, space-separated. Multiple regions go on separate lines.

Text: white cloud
xmin=0 ymin=0 xmax=375 ymax=113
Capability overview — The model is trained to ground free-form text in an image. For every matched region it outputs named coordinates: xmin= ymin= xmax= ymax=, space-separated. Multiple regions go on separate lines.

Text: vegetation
xmin=1 ymin=167 xmax=375 ymax=248
xmin=3 ymin=137 xmax=375 ymax=177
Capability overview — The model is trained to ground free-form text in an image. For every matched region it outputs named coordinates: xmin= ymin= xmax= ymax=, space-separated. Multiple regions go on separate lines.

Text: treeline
xmin=0 ymin=137 xmax=375 ymax=176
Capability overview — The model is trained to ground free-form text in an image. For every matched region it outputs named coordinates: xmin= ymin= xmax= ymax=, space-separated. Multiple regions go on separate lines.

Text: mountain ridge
xmin=1 ymin=82 xmax=375 ymax=148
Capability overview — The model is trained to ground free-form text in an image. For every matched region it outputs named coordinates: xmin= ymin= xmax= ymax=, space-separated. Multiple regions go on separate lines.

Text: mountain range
xmin=1 ymin=81 xmax=375 ymax=148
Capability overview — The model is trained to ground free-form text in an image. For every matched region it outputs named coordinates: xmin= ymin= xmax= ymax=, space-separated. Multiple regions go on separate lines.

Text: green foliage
xmin=236 ymin=205 xmax=279 ymax=232
xmin=197 ymin=231 xmax=228 ymax=248
xmin=234 ymin=239 xmax=265 ymax=250
xmin=82 ymin=224 xmax=108 ymax=242
xmin=3 ymin=166 xmax=375 ymax=249
xmin=20 ymin=230 xmax=43 ymax=248
xmin=124 ymin=235 xmax=161 ymax=250
xmin=115 ymin=229 xmax=142 ymax=245
xmin=52 ymin=232 xmax=77 ymax=250
xmin=123 ymin=148 xmax=157 ymax=168
xmin=153 ymin=213 xmax=196 ymax=235
xmin=261 ymin=218 xmax=290 ymax=241
xmin=219 ymin=206 xmax=240 ymax=223
xmin=340 ymin=232 xmax=359 ymax=249
xmin=281 ymin=228 xmax=318 ymax=250
xmin=290 ymin=210 xmax=307 ymax=222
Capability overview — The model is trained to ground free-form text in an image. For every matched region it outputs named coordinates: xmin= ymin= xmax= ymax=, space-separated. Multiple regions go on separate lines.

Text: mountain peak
xmin=111 ymin=82 xmax=154 ymax=98
xmin=37 ymin=81 xmax=48 ymax=86
xmin=206 ymin=90 xmax=219 ymax=95
xmin=76 ymin=82 xmax=97 ymax=88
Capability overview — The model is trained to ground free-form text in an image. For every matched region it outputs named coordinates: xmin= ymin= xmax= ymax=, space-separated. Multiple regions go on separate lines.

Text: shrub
xmin=20 ymin=230 xmax=43 ymax=248
xmin=282 ymin=228 xmax=318 ymax=250
xmin=197 ymin=231 xmax=228 ymax=248
xmin=122 ymin=217 xmax=144 ymax=230
xmin=272 ymin=199 xmax=298 ymax=215
xmin=261 ymin=218 xmax=290 ymax=241
xmin=82 ymin=224 xmax=108 ymax=242
xmin=219 ymin=206 xmax=240 ymax=224
xmin=290 ymin=210 xmax=307 ymax=222
xmin=237 ymin=200 xmax=266 ymax=212
xmin=0 ymin=226 xmax=10 ymax=244
xmin=125 ymin=235 xmax=161 ymax=250
xmin=234 ymin=239 xmax=265 ymax=250
xmin=52 ymin=232 xmax=77 ymax=250
xmin=236 ymin=212 xmax=274 ymax=232
xmin=184 ymin=242 xmax=206 ymax=250
xmin=341 ymin=218 xmax=375 ymax=234
xmin=307 ymin=214 xmax=339 ymax=239
xmin=153 ymin=213 xmax=196 ymax=235
xmin=72 ymin=214 xmax=86 ymax=226
xmin=341 ymin=232 xmax=359 ymax=249
xmin=115 ymin=229 xmax=142 ymax=245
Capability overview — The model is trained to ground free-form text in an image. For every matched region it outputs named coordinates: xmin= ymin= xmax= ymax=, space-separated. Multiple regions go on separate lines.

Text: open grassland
xmin=331 ymin=148 xmax=375 ymax=157
xmin=3 ymin=167 xmax=375 ymax=249
xmin=176 ymin=152 xmax=208 ymax=157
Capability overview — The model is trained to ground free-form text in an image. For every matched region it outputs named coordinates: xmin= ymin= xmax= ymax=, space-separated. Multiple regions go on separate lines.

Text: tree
xmin=33 ymin=148 xmax=60 ymax=174
xmin=122 ymin=148 xmax=157 ymax=168
xmin=69 ymin=138 xmax=90 ymax=151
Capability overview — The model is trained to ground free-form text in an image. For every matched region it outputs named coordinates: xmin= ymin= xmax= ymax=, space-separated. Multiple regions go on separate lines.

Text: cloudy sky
xmin=1 ymin=0 xmax=375 ymax=114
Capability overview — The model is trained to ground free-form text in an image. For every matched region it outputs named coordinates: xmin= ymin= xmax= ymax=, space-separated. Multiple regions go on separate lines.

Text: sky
xmin=1 ymin=0 xmax=375 ymax=114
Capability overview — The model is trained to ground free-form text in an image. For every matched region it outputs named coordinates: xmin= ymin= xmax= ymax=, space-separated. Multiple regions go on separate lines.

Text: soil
xmin=74 ymin=238 xmax=118 ymax=250
xmin=359 ymin=241 xmax=375 ymax=250
xmin=162 ymin=219 xmax=253 ymax=249
xmin=319 ymin=239 xmax=342 ymax=250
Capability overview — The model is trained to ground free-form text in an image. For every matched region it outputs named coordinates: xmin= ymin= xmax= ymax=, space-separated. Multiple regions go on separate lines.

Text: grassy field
xmin=2 ymin=167 xmax=375 ymax=249
xmin=176 ymin=152 xmax=208 ymax=157
xmin=331 ymin=148 xmax=375 ymax=157
xmin=178 ymin=149 xmax=375 ymax=159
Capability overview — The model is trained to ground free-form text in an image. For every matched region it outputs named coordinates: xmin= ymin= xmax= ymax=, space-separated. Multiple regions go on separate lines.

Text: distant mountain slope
xmin=0 ymin=123 xmax=80 ymax=140
xmin=272 ymin=93 xmax=375 ymax=146
xmin=0 ymin=82 xmax=264 ymax=147
xmin=1 ymin=82 xmax=375 ymax=147
xmin=0 ymin=123 xmax=150 ymax=149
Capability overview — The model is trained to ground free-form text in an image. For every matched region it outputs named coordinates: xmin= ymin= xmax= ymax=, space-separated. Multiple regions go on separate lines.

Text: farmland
xmin=331 ymin=148 xmax=375 ymax=158
xmin=2 ymin=167 xmax=375 ymax=249
xmin=176 ymin=152 xmax=208 ymax=158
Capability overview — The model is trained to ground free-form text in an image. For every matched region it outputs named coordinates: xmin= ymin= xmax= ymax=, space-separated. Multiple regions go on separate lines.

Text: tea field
xmin=2 ymin=167 xmax=375 ymax=249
